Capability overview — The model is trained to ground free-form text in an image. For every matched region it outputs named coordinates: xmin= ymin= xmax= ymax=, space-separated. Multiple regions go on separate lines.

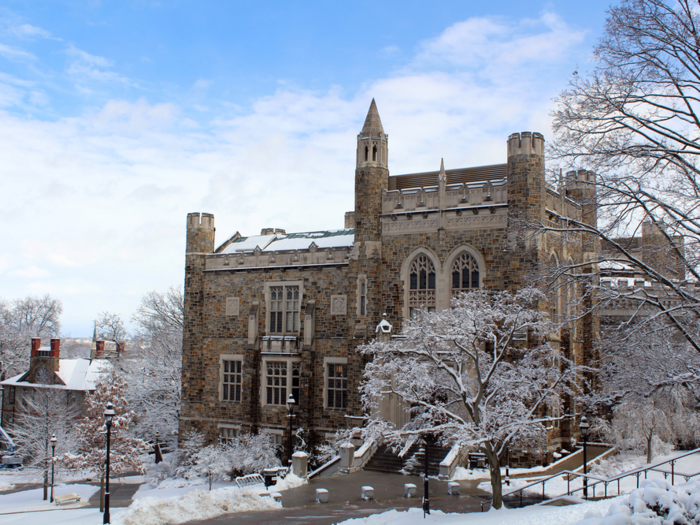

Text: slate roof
xmin=221 ymin=229 xmax=355 ymax=254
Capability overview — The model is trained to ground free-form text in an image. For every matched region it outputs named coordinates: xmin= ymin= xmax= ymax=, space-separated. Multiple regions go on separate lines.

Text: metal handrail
xmin=502 ymin=447 xmax=700 ymax=506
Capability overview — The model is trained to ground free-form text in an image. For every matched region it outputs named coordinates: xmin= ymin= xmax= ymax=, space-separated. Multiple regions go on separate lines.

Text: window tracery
xmin=408 ymin=254 xmax=436 ymax=316
xmin=451 ymin=252 xmax=480 ymax=295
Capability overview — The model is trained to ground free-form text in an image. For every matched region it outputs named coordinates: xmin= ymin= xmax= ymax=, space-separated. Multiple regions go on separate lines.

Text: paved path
xmin=86 ymin=481 xmax=142 ymax=508
xmin=186 ymin=471 xmax=495 ymax=525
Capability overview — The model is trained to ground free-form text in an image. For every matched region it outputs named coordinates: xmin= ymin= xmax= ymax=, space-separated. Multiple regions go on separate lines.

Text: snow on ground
xmin=0 ymin=483 xmax=98 ymax=514
xmin=0 ymin=508 xmax=116 ymax=525
xmin=336 ymin=498 xmax=620 ymax=525
xmin=451 ymin=451 xmax=581 ymax=481
xmin=0 ymin=467 xmax=91 ymax=485
xmin=0 ymin=482 xmax=14 ymax=491
xmin=476 ymin=451 xmax=700 ymax=499
xmin=114 ymin=486 xmax=281 ymax=525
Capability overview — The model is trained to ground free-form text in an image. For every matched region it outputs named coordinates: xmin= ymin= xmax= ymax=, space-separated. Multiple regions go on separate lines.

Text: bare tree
xmin=95 ymin=311 xmax=129 ymax=347
xmin=0 ymin=295 xmax=63 ymax=380
xmin=359 ymin=289 xmax=584 ymax=509
xmin=125 ymin=287 xmax=183 ymax=444
xmin=548 ymin=0 xmax=700 ymax=352
xmin=9 ymin=387 xmax=79 ymax=500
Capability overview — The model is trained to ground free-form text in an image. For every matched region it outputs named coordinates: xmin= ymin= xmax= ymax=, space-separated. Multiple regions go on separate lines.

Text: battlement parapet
xmin=187 ymin=212 xmax=215 ymax=230
xmin=507 ymin=131 xmax=545 ymax=157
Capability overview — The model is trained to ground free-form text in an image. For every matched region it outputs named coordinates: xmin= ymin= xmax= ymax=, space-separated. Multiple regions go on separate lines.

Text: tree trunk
xmin=485 ymin=445 xmax=503 ymax=509
xmin=646 ymin=431 xmax=654 ymax=464
xmin=100 ymin=473 xmax=105 ymax=512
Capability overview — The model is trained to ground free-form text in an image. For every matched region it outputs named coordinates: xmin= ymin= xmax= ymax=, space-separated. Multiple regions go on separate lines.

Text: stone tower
xmin=351 ymin=100 xmax=389 ymax=337
xmin=182 ymin=212 xmax=215 ymax=426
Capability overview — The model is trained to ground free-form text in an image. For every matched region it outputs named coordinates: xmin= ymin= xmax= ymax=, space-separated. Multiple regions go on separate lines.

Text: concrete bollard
xmin=404 ymin=483 xmax=417 ymax=498
xmin=340 ymin=442 xmax=355 ymax=470
xmin=292 ymin=451 xmax=309 ymax=478
xmin=316 ymin=488 xmax=329 ymax=503
xmin=361 ymin=486 xmax=374 ymax=500
xmin=448 ymin=481 xmax=460 ymax=495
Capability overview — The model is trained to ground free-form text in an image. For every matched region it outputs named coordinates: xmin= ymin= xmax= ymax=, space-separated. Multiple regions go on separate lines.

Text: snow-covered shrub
xmin=174 ymin=429 xmax=205 ymax=477
xmin=576 ymin=478 xmax=700 ymax=524
xmin=222 ymin=431 xmax=280 ymax=479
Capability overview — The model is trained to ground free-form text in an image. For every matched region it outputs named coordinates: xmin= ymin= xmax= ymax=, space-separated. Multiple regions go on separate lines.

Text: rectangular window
xmin=360 ymin=281 xmax=366 ymax=316
xmin=8 ymin=386 xmax=15 ymax=405
xmin=265 ymin=360 xmax=300 ymax=406
xmin=220 ymin=427 xmax=238 ymax=445
xmin=222 ymin=359 xmax=243 ymax=402
xmin=327 ymin=363 xmax=348 ymax=409
xmin=269 ymin=285 xmax=300 ymax=334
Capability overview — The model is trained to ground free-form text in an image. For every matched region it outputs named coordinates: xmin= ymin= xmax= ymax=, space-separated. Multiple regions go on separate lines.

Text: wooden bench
xmin=55 ymin=493 xmax=81 ymax=506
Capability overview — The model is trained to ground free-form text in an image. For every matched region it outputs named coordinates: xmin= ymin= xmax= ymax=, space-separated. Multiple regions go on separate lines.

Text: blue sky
xmin=0 ymin=0 xmax=614 ymax=335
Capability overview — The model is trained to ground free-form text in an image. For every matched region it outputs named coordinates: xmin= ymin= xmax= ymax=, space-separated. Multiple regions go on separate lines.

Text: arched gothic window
xmin=364 ymin=145 xmax=369 ymax=161
xmin=451 ymin=252 xmax=479 ymax=295
xmin=372 ymin=144 xmax=378 ymax=162
xmin=408 ymin=254 xmax=436 ymax=316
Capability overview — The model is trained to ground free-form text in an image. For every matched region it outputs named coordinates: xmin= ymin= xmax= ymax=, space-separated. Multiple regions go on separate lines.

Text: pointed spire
xmin=361 ymin=99 xmax=384 ymax=134
xmin=439 ymin=158 xmax=446 ymax=182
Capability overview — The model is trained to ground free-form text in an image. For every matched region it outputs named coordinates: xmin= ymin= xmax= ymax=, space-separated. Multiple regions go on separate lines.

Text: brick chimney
xmin=95 ymin=341 xmax=105 ymax=359
xmin=31 ymin=338 xmax=41 ymax=357
xmin=49 ymin=338 xmax=60 ymax=358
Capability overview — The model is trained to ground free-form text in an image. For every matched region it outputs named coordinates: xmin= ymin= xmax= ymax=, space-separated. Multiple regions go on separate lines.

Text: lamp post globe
xmin=579 ymin=415 xmax=590 ymax=500
xmin=286 ymin=394 xmax=295 ymax=467
xmin=103 ymin=402 xmax=115 ymax=524
xmin=50 ymin=433 xmax=57 ymax=503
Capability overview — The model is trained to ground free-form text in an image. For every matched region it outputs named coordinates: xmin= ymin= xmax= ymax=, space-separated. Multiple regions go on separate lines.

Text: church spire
xmin=356 ymin=99 xmax=388 ymax=168
xmin=361 ymin=98 xmax=384 ymax=134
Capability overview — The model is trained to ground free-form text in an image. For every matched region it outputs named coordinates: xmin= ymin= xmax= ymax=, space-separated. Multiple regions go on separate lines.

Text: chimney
xmin=31 ymin=338 xmax=41 ymax=357
xmin=95 ymin=341 xmax=105 ymax=358
xmin=49 ymin=338 xmax=60 ymax=358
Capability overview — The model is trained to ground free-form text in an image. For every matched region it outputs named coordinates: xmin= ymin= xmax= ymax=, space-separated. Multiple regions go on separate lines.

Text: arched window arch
xmin=408 ymin=254 xmax=436 ymax=316
xmin=451 ymin=251 xmax=480 ymax=295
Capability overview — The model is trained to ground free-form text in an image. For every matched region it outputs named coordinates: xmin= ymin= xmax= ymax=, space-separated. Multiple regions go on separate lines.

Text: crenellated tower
xmin=181 ymin=212 xmax=215 ymax=435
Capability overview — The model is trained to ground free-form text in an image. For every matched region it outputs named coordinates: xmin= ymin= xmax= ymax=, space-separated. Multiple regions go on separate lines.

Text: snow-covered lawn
xmin=475 ymin=451 xmax=700 ymax=500
xmin=0 ymin=483 xmax=98 ymax=514
xmin=336 ymin=498 xmax=619 ymax=525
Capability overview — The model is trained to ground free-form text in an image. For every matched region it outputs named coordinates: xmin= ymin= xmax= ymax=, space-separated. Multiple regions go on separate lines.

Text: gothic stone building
xmin=180 ymin=100 xmax=599 ymax=465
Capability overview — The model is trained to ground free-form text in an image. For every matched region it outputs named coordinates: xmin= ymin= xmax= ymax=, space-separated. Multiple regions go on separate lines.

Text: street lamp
xmin=103 ymin=402 xmax=115 ymax=525
xmin=286 ymin=394 xmax=295 ymax=466
xmin=154 ymin=431 xmax=162 ymax=464
xmin=423 ymin=434 xmax=432 ymax=517
xmin=579 ymin=415 xmax=590 ymax=501
xmin=0 ymin=385 xmax=4 ymax=428
xmin=505 ymin=447 xmax=510 ymax=486
xmin=50 ymin=434 xmax=57 ymax=503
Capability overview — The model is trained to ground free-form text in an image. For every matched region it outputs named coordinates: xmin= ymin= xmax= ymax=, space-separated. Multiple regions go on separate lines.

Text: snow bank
xmin=269 ymin=472 xmax=305 ymax=492
xmin=0 ymin=483 xmax=98 ymax=514
xmin=114 ymin=486 xmax=280 ymax=525
xmin=0 ymin=481 xmax=15 ymax=491
xmin=576 ymin=478 xmax=700 ymax=524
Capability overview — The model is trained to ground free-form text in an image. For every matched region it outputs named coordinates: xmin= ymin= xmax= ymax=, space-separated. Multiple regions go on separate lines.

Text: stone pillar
xmin=340 ymin=442 xmax=355 ymax=470
xmin=292 ymin=451 xmax=308 ymax=478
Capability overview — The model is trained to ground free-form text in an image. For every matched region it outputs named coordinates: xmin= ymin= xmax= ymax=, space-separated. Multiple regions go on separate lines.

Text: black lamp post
xmin=579 ymin=415 xmax=590 ymax=501
xmin=286 ymin=393 xmax=295 ymax=466
xmin=154 ymin=431 xmax=162 ymax=464
xmin=103 ymin=402 xmax=115 ymax=524
xmin=423 ymin=435 xmax=432 ymax=517
xmin=505 ymin=447 xmax=510 ymax=486
xmin=50 ymin=433 xmax=57 ymax=503
xmin=0 ymin=385 xmax=4 ymax=428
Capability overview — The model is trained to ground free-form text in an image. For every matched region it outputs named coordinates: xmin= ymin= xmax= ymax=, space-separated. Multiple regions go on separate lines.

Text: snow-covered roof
xmin=220 ymin=229 xmax=354 ymax=254
xmin=0 ymin=358 xmax=112 ymax=391
xmin=599 ymin=260 xmax=636 ymax=271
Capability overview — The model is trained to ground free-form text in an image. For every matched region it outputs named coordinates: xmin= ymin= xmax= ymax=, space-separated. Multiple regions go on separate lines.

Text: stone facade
xmin=180 ymin=100 xmax=599 ymax=465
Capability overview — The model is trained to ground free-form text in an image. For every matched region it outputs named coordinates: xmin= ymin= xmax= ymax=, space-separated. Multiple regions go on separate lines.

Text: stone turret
xmin=186 ymin=212 xmax=215 ymax=254
xmin=506 ymin=132 xmax=546 ymax=224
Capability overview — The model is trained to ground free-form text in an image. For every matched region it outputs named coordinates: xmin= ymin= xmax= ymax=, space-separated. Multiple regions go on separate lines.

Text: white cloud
xmin=0 ymin=42 xmax=35 ymax=61
xmin=0 ymin=11 xmax=590 ymax=335
xmin=9 ymin=23 xmax=52 ymax=39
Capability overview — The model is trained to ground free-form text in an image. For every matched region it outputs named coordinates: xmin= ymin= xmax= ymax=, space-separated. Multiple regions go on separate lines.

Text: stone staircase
xmin=364 ymin=442 xmax=450 ymax=477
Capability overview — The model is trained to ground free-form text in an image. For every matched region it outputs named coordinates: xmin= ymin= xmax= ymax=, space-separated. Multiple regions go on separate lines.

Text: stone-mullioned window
xmin=409 ymin=254 xmax=436 ymax=316
xmin=222 ymin=359 xmax=242 ymax=402
xmin=269 ymin=286 xmax=300 ymax=334
xmin=451 ymin=252 xmax=480 ymax=295
xmin=327 ymin=363 xmax=348 ymax=409
xmin=265 ymin=360 xmax=300 ymax=405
